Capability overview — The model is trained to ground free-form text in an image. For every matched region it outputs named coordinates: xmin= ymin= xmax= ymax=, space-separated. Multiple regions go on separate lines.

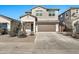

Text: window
xmin=36 ymin=10 xmax=43 ymax=12
xmin=36 ymin=13 xmax=42 ymax=16
xmin=52 ymin=13 xmax=55 ymax=16
xmin=36 ymin=13 xmax=39 ymax=16
xmin=0 ymin=23 xmax=1 ymax=28
xmin=40 ymin=13 xmax=42 ymax=16
xmin=36 ymin=10 xmax=43 ymax=16
xmin=49 ymin=13 xmax=55 ymax=16
xmin=2 ymin=23 xmax=7 ymax=29
xmin=49 ymin=11 xmax=55 ymax=16
xmin=0 ymin=23 xmax=7 ymax=29
xmin=76 ymin=9 xmax=78 ymax=13
xmin=65 ymin=12 xmax=68 ymax=16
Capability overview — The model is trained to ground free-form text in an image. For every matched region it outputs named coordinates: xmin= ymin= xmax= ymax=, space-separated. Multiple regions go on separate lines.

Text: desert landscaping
xmin=0 ymin=32 xmax=79 ymax=54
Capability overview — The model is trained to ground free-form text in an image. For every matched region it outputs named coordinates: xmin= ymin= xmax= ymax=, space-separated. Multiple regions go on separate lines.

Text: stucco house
xmin=59 ymin=7 xmax=79 ymax=32
xmin=0 ymin=15 xmax=20 ymax=34
xmin=20 ymin=6 xmax=59 ymax=35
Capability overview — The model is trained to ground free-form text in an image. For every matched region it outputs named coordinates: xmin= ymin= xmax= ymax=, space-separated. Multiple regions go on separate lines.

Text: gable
xmin=0 ymin=16 xmax=11 ymax=23
xmin=21 ymin=15 xmax=36 ymax=22
xmin=32 ymin=6 xmax=46 ymax=11
xmin=32 ymin=6 xmax=46 ymax=10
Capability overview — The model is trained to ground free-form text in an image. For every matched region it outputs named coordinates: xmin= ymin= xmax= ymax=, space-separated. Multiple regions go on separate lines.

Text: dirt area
xmin=0 ymin=34 xmax=36 ymax=54
xmin=0 ymin=35 xmax=35 ymax=42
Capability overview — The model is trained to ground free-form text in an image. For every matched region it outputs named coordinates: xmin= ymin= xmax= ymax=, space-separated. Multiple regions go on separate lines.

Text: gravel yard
xmin=0 ymin=35 xmax=35 ymax=42
xmin=0 ymin=35 xmax=35 ymax=54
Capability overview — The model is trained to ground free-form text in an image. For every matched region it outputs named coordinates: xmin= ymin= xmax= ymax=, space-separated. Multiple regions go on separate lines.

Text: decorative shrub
xmin=0 ymin=28 xmax=8 ymax=35
xmin=8 ymin=31 xmax=17 ymax=37
xmin=17 ymin=31 xmax=27 ymax=38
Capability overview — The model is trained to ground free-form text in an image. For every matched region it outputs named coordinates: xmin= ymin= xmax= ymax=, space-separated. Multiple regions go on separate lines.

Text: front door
xmin=31 ymin=23 xmax=33 ymax=32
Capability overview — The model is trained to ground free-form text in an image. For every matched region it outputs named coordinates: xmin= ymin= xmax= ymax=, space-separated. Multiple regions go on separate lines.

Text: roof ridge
xmin=0 ymin=14 xmax=19 ymax=22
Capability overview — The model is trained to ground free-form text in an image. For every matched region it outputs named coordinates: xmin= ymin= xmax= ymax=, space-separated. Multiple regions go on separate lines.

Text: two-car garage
xmin=38 ymin=22 xmax=58 ymax=32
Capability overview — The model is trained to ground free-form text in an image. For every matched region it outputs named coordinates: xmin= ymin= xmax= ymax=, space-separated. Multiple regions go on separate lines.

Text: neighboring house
xmin=20 ymin=6 xmax=59 ymax=35
xmin=0 ymin=15 xmax=20 ymax=33
xmin=59 ymin=7 xmax=79 ymax=32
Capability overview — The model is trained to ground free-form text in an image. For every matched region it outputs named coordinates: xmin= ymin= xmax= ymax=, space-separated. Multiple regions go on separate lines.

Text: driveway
xmin=33 ymin=32 xmax=79 ymax=54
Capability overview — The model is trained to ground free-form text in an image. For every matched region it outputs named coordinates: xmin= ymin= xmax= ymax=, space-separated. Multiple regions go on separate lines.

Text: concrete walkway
xmin=33 ymin=32 xmax=79 ymax=54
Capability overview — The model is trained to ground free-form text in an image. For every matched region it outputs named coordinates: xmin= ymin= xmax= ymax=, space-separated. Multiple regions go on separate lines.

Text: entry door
xmin=31 ymin=23 xmax=33 ymax=32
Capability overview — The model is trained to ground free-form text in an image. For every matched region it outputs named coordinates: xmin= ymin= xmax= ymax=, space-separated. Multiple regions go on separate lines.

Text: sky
xmin=0 ymin=5 xmax=79 ymax=20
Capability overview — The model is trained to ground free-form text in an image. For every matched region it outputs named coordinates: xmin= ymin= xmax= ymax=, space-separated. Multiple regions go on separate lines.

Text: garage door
xmin=38 ymin=24 xmax=56 ymax=32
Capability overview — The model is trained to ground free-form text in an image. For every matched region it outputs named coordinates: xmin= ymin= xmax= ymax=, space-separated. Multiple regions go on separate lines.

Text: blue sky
xmin=0 ymin=5 xmax=79 ymax=20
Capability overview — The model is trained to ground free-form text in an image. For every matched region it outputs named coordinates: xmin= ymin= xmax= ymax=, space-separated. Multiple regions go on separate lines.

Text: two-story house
xmin=20 ymin=6 xmax=59 ymax=35
xmin=59 ymin=7 xmax=79 ymax=32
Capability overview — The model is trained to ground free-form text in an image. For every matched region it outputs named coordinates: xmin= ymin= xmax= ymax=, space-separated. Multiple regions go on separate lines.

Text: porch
xmin=21 ymin=21 xmax=36 ymax=35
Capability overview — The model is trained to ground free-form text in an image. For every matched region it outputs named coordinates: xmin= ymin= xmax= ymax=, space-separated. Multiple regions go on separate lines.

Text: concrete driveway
xmin=33 ymin=32 xmax=79 ymax=54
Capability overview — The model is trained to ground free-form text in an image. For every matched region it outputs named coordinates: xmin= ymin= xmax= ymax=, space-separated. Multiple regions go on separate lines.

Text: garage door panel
xmin=38 ymin=24 xmax=56 ymax=32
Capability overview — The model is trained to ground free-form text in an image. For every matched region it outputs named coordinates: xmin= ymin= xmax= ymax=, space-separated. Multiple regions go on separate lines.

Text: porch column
xmin=7 ymin=23 xmax=11 ymax=31
xmin=36 ymin=25 xmax=38 ymax=32
xmin=21 ymin=22 xmax=24 ymax=31
xmin=56 ymin=24 xmax=59 ymax=32
xmin=33 ymin=21 xmax=36 ymax=34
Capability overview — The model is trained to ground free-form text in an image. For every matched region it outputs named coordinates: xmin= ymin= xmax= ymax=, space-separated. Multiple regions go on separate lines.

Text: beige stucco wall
xmin=31 ymin=7 xmax=59 ymax=22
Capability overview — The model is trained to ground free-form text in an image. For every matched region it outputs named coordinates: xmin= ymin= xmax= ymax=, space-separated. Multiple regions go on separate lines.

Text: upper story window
xmin=36 ymin=13 xmax=42 ymax=16
xmin=65 ymin=12 xmax=69 ymax=16
xmin=66 ymin=13 xmax=68 ymax=16
xmin=35 ymin=10 xmax=43 ymax=16
xmin=36 ymin=10 xmax=43 ymax=12
xmin=49 ymin=11 xmax=55 ymax=16
xmin=76 ymin=9 xmax=79 ymax=13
